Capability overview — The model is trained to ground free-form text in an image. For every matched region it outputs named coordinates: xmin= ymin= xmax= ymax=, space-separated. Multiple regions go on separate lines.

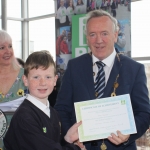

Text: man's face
xmin=86 ymin=16 xmax=118 ymax=60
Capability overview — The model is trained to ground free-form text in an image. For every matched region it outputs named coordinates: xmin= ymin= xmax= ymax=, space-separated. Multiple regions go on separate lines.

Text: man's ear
xmin=114 ymin=31 xmax=118 ymax=43
xmin=22 ymin=75 xmax=28 ymax=87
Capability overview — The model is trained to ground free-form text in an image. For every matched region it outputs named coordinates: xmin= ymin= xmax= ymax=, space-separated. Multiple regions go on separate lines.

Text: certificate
xmin=74 ymin=94 xmax=137 ymax=142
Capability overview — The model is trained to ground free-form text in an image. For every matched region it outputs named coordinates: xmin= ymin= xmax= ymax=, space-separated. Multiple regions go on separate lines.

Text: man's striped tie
xmin=95 ymin=61 xmax=105 ymax=98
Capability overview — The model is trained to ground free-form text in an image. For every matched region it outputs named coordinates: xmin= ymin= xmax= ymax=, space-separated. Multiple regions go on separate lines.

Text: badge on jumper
xmin=43 ymin=127 xmax=47 ymax=133
xmin=0 ymin=109 xmax=7 ymax=138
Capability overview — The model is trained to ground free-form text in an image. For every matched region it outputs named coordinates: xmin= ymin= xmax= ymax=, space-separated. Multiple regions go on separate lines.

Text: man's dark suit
xmin=55 ymin=52 xmax=150 ymax=150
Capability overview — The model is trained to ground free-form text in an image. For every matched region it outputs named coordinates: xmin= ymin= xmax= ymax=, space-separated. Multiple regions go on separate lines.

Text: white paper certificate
xmin=74 ymin=94 xmax=137 ymax=142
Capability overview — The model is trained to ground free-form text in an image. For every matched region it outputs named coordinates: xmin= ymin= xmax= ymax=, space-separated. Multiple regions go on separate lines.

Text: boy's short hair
xmin=24 ymin=50 xmax=56 ymax=76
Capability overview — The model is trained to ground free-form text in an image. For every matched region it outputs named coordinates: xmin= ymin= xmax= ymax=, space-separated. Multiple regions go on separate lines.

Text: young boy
xmin=3 ymin=50 xmax=83 ymax=150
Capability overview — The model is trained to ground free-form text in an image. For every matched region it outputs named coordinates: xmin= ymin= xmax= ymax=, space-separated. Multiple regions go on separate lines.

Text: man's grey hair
xmin=85 ymin=9 xmax=119 ymax=34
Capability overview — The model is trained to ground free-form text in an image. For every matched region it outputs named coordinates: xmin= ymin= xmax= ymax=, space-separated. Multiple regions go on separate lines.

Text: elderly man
xmin=55 ymin=9 xmax=150 ymax=150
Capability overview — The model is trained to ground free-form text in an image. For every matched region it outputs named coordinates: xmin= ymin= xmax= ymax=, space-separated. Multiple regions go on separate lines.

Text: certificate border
xmin=74 ymin=94 xmax=137 ymax=142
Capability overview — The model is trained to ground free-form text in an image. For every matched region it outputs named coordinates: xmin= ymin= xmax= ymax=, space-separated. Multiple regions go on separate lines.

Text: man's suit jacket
xmin=55 ymin=53 xmax=150 ymax=150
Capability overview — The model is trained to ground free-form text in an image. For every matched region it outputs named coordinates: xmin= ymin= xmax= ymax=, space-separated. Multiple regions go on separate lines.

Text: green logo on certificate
xmin=121 ymin=100 xmax=126 ymax=105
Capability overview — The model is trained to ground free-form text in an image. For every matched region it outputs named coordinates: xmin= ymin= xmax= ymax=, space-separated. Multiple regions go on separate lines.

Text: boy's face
xmin=23 ymin=65 xmax=57 ymax=102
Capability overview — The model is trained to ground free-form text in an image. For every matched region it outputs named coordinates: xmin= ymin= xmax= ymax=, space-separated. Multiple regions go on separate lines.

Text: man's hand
xmin=108 ymin=130 xmax=130 ymax=145
xmin=64 ymin=121 xmax=82 ymax=143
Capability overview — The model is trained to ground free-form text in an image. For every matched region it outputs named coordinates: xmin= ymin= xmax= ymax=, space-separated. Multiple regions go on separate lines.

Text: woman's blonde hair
xmin=0 ymin=30 xmax=20 ymax=70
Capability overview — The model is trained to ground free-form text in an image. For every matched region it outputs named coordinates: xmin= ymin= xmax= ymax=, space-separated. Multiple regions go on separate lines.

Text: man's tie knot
xmin=96 ymin=61 xmax=105 ymax=68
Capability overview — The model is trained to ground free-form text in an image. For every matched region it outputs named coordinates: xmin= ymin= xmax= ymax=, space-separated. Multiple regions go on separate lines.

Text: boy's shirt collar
xmin=26 ymin=94 xmax=50 ymax=118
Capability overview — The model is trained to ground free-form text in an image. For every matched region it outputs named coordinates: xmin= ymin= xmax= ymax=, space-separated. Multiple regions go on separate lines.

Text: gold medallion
xmin=114 ymin=82 xmax=119 ymax=88
xmin=111 ymin=92 xmax=116 ymax=97
xmin=100 ymin=142 xmax=107 ymax=150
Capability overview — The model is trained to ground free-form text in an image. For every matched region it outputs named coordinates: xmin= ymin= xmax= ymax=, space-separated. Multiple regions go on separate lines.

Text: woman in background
xmin=0 ymin=30 xmax=27 ymax=149
xmin=67 ymin=0 xmax=75 ymax=25
xmin=0 ymin=30 xmax=27 ymax=109
xmin=60 ymin=36 xmax=69 ymax=54
xmin=74 ymin=0 xmax=86 ymax=14
xmin=56 ymin=0 xmax=67 ymax=24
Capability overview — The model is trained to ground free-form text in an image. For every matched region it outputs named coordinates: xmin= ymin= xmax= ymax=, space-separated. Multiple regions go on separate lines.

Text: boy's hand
xmin=64 ymin=121 xmax=82 ymax=143
xmin=74 ymin=140 xmax=86 ymax=150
